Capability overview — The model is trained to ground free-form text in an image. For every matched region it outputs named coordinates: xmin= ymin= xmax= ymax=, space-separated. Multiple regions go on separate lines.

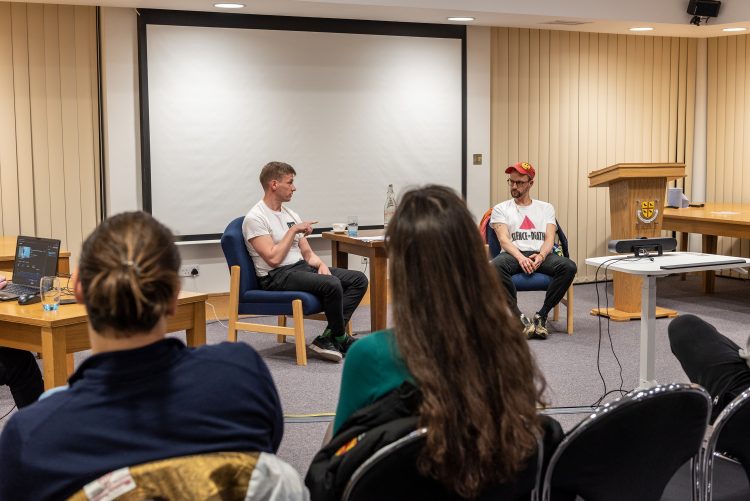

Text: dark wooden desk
xmin=322 ymin=231 xmax=387 ymax=332
xmin=662 ymin=203 xmax=750 ymax=292
xmin=0 ymin=236 xmax=71 ymax=275
xmin=0 ymin=291 xmax=207 ymax=389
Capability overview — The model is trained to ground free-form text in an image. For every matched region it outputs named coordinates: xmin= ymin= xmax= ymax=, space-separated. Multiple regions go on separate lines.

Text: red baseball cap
xmin=505 ymin=162 xmax=536 ymax=180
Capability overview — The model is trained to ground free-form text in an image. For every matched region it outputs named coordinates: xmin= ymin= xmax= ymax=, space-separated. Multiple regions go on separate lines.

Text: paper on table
xmin=353 ymin=235 xmax=385 ymax=242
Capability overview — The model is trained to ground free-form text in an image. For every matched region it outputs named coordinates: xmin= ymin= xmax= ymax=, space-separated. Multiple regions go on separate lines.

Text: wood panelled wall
xmin=707 ymin=35 xmax=750 ymax=266
xmin=0 ymin=2 xmax=100 ymax=267
xmin=491 ymin=28 xmax=697 ymax=282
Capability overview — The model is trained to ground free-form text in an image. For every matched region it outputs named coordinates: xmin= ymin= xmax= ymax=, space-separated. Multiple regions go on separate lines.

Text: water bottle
xmin=384 ymin=184 xmax=397 ymax=229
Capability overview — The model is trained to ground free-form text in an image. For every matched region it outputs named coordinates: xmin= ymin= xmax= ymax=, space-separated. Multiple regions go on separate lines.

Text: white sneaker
xmin=520 ymin=314 xmax=535 ymax=339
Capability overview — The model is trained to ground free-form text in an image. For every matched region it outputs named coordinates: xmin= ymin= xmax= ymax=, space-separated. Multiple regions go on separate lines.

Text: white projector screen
xmin=139 ymin=12 xmax=466 ymax=240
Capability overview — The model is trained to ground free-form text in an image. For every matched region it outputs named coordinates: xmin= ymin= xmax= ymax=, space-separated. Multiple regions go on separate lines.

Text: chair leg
xmin=566 ymin=286 xmax=574 ymax=335
xmin=292 ymin=299 xmax=307 ymax=366
xmin=277 ymin=316 xmax=287 ymax=343
xmin=227 ymin=266 xmax=240 ymax=342
xmin=347 ymin=320 xmax=353 ymax=336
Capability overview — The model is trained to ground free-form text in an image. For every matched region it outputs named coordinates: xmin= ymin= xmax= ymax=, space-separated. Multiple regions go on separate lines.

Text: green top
xmin=333 ymin=329 xmax=414 ymax=434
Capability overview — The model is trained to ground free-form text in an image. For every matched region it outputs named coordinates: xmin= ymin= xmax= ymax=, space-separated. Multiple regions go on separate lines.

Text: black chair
xmin=485 ymin=217 xmax=574 ymax=334
xmin=702 ymin=388 xmax=750 ymax=501
xmin=342 ymin=427 xmax=544 ymax=501
xmin=541 ymin=383 xmax=711 ymax=501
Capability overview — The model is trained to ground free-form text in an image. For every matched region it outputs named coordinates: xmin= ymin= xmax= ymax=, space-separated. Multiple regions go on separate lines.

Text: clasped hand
xmin=518 ymin=253 xmax=544 ymax=274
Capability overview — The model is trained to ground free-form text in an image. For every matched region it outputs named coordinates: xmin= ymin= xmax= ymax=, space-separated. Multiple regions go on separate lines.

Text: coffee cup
xmin=332 ymin=223 xmax=347 ymax=233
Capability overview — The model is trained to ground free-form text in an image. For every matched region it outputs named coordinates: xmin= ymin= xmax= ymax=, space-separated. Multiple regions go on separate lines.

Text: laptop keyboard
xmin=1 ymin=283 xmax=37 ymax=296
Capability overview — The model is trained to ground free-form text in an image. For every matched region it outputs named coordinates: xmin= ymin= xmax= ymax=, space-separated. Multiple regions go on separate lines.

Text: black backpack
xmin=305 ymin=382 xmax=421 ymax=501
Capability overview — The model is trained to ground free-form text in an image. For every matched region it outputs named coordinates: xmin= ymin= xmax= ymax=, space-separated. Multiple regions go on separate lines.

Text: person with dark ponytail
xmin=328 ymin=185 xmax=558 ymax=499
xmin=0 ymin=212 xmax=287 ymax=499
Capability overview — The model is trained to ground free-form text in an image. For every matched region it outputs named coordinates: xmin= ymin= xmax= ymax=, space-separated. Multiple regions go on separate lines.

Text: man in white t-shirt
xmin=490 ymin=162 xmax=576 ymax=340
xmin=243 ymin=161 xmax=369 ymax=362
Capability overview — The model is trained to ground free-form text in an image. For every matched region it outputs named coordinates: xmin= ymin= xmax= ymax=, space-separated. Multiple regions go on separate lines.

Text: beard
xmin=511 ymin=189 xmax=521 ymax=198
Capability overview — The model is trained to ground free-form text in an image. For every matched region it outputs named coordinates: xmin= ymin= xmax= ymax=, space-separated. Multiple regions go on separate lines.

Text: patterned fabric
xmin=68 ymin=452 xmax=309 ymax=501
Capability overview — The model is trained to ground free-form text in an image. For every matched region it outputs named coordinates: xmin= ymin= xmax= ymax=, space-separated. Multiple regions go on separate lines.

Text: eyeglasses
xmin=507 ymin=179 xmax=529 ymax=187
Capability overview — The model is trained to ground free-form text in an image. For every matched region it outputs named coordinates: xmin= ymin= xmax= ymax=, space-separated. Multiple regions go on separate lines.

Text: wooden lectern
xmin=589 ymin=163 xmax=686 ymax=321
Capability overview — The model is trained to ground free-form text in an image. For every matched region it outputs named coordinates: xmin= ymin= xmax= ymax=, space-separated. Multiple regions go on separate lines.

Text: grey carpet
xmin=0 ymin=273 xmax=748 ymax=494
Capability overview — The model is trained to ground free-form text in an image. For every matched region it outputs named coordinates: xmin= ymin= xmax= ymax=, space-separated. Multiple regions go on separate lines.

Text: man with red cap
xmin=490 ymin=162 xmax=576 ymax=339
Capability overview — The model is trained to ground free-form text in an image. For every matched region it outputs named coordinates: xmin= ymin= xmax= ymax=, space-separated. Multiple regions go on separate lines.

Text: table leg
xmin=185 ymin=302 xmax=207 ymax=348
xmin=41 ymin=327 xmax=68 ymax=390
xmin=702 ymin=235 xmax=718 ymax=293
xmin=369 ymin=255 xmax=388 ymax=332
xmin=638 ymin=276 xmax=658 ymax=389
xmin=331 ymin=242 xmax=348 ymax=269
xmin=679 ymin=232 xmax=688 ymax=281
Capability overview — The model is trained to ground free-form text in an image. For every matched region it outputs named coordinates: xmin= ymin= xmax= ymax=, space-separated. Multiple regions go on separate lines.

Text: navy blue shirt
xmin=0 ymin=338 xmax=283 ymax=500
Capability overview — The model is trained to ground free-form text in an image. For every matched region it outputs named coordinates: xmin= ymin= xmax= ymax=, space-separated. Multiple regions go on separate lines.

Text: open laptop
xmin=0 ymin=236 xmax=61 ymax=301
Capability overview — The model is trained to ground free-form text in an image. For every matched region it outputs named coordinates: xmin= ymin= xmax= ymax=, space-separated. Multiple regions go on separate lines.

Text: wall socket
xmin=361 ymin=257 xmax=368 ymax=264
xmin=179 ymin=264 xmax=200 ymax=277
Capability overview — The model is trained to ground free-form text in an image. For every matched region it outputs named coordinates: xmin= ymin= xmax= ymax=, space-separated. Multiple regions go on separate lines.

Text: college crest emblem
xmin=636 ymin=200 xmax=658 ymax=224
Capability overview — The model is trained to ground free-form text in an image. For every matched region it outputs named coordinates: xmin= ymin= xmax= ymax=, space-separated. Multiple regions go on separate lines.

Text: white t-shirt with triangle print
xmin=490 ymin=199 xmax=556 ymax=252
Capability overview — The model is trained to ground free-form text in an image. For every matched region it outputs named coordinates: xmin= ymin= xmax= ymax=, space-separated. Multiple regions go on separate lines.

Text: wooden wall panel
xmin=0 ymin=2 xmax=100 ymax=267
xmin=491 ymin=29 xmax=696 ymax=282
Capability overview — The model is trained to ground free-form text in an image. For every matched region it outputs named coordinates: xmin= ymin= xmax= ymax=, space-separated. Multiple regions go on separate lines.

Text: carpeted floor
xmin=0 ymin=273 xmax=749 ymax=495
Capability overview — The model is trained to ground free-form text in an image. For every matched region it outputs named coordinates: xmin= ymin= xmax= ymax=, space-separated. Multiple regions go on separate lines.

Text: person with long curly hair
xmin=331 ymin=185 xmax=557 ymax=498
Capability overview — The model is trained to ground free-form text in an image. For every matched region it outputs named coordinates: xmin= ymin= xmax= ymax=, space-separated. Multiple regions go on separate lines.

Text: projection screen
xmin=138 ymin=11 xmax=466 ymax=240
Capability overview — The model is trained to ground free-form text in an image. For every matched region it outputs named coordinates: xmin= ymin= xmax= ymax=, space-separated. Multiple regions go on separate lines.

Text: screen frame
xmin=137 ymin=9 xmax=467 ymax=241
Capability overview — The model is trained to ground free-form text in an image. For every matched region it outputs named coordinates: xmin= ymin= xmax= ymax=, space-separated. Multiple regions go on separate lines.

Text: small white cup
xmin=332 ymin=223 xmax=347 ymax=233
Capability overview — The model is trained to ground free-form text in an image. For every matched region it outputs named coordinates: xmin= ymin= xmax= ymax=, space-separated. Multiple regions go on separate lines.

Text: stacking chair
xmin=485 ymin=218 xmax=574 ymax=334
xmin=541 ymin=383 xmax=711 ymax=501
xmin=221 ymin=216 xmax=347 ymax=366
xmin=342 ymin=427 xmax=544 ymax=501
xmin=701 ymin=388 xmax=750 ymax=501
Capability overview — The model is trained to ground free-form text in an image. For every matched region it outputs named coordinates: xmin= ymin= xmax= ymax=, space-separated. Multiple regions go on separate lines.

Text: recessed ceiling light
xmin=723 ymin=27 xmax=747 ymax=32
xmin=629 ymin=27 xmax=654 ymax=32
xmin=214 ymin=3 xmax=245 ymax=8
xmin=447 ymin=17 xmax=475 ymax=22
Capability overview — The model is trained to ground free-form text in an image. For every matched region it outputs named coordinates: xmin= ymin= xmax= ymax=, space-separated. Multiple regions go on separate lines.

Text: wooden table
xmin=0 ymin=291 xmax=207 ymax=389
xmin=0 ymin=236 xmax=71 ymax=275
xmin=322 ymin=230 xmax=387 ymax=332
xmin=662 ymin=203 xmax=750 ymax=293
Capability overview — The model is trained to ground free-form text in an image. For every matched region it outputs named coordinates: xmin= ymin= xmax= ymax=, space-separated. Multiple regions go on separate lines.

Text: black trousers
xmin=491 ymin=251 xmax=577 ymax=318
xmin=0 ymin=348 xmax=43 ymax=408
xmin=260 ymin=261 xmax=369 ymax=337
xmin=669 ymin=314 xmax=750 ymax=421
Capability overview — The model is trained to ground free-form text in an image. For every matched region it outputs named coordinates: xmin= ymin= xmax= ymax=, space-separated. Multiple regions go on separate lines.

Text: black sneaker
xmin=532 ymin=313 xmax=549 ymax=340
xmin=334 ymin=335 xmax=358 ymax=356
xmin=520 ymin=314 xmax=535 ymax=339
xmin=309 ymin=335 xmax=343 ymax=362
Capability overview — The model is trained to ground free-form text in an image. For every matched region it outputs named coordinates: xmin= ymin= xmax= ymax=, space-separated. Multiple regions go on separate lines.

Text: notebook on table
xmin=0 ymin=236 xmax=61 ymax=301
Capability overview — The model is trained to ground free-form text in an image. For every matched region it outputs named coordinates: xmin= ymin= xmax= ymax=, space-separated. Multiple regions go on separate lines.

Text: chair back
xmin=221 ymin=216 xmax=260 ymax=295
xmin=542 ymin=383 xmax=711 ymax=501
xmin=485 ymin=219 xmax=568 ymax=259
xmin=343 ymin=427 xmax=543 ymax=501
xmin=703 ymin=387 xmax=750 ymax=500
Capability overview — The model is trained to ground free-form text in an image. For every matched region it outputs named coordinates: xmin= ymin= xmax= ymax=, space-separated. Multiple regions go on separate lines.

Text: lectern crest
xmin=636 ymin=200 xmax=659 ymax=224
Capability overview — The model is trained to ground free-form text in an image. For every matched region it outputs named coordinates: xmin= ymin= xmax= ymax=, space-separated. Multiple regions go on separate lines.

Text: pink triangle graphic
xmin=519 ymin=216 xmax=536 ymax=230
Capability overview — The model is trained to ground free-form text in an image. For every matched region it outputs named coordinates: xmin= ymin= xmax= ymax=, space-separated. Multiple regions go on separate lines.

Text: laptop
xmin=0 ymin=236 xmax=61 ymax=301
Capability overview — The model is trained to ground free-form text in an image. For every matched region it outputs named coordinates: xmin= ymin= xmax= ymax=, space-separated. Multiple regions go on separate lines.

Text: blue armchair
xmin=486 ymin=219 xmax=574 ymax=334
xmin=220 ymin=216 xmax=327 ymax=365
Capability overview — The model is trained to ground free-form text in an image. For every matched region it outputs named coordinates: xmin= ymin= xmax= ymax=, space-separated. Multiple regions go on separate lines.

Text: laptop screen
xmin=13 ymin=236 xmax=61 ymax=288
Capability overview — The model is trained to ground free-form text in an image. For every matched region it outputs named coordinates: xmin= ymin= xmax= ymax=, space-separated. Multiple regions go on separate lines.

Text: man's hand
xmin=0 ymin=275 xmax=5 ymax=290
xmin=529 ymin=252 xmax=546 ymax=270
xmin=517 ymin=255 xmax=536 ymax=274
xmin=293 ymin=221 xmax=318 ymax=237
xmin=317 ymin=263 xmax=332 ymax=276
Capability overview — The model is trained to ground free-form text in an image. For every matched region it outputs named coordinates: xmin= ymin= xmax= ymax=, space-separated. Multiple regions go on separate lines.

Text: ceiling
xmin=12 ymin=0 xmax=750 ymax=37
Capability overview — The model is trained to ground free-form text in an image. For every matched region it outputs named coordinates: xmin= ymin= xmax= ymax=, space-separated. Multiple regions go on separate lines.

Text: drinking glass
xmin=40 ymin=276 xmax=61 ymax=312
xmin=347 ymin=216 xmax=359 ymax=237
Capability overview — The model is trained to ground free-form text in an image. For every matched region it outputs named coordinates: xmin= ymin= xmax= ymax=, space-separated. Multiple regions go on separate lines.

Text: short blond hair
xmin=259 ymin=161 xmax=296 ymax=190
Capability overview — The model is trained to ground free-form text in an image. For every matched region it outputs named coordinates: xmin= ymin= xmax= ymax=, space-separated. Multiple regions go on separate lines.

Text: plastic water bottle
xmin=384 ymin=184 xmax=397 ymax=229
